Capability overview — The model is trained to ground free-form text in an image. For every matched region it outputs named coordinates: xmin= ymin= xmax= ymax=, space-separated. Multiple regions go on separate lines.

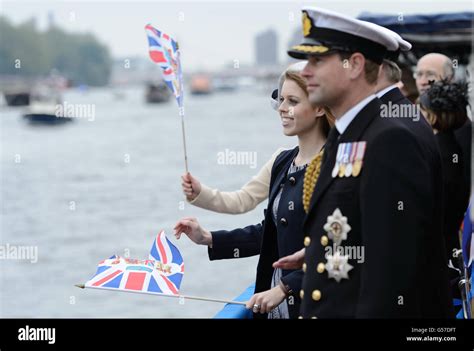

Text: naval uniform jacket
xmin=208 ymin=147 xmax=307 ymax=318
xmin=300 ymin=97 xmax=454 ymax=318
xmin=379 ymin=87 xmax=440 ymax=169
xmin=380 ymin=87 xmax=446 ymax=264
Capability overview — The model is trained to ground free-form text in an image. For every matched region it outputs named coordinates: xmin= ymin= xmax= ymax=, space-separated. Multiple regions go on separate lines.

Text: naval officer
xmin=287 ymin=7 xmax=453 ymax=318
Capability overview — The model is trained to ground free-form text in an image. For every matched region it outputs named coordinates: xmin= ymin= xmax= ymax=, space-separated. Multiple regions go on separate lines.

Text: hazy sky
xmin=1 ymin=0 xmax=472 ymax=70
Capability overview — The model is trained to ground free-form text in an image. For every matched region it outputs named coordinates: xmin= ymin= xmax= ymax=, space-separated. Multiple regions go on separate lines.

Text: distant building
xmin=255 ymin=29 xmax=278 ymax=66
xmin=47 ymin=11 xmax=55 ymax=29
xmin=287 ymin=27 xmax=303 ymax=63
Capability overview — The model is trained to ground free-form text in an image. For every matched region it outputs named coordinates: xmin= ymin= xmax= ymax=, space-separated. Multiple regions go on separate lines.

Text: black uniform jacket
xmin=300 ymin=96 xmax=454 ymax=318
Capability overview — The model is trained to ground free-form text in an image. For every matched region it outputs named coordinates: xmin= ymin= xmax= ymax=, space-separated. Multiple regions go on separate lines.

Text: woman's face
xmin=278 ymin=79 xmax=324 ymax=137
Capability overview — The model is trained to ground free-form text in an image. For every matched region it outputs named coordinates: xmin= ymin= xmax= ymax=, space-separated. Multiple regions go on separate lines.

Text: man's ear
xmin=348 ymin=53 xmax=366 ymax=80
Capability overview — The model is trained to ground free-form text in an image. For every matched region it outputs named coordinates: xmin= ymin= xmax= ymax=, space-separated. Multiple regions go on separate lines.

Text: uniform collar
xmin=335 ymin=94 xmax=377 ymax=134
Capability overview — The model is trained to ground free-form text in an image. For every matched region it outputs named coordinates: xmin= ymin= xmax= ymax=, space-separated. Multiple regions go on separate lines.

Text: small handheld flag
xmin=145 ymin=24 xmax=183 ymax=108
xmin=77 ymin=230 xmax=246 ymax=307
xmin=145 ymin=24 xmax=189 ymax=173
xmin=85 ymin=230 xmax=184 ymax=295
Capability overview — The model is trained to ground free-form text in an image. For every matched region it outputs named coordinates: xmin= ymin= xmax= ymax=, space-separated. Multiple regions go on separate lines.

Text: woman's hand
xmin=181 ymin=172 xmax=202 ymax=201
xmin=245 ymin=286 xmax=287 ymax=314
xmin=173 ymin=217 xmax=212 ymax=246
xmin=272 ymin=248 xmax=305 ymax=270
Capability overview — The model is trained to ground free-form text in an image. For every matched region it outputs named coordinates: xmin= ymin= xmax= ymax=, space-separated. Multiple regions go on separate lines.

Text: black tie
xmin=322 ymin=127 xmax=340 ymax=163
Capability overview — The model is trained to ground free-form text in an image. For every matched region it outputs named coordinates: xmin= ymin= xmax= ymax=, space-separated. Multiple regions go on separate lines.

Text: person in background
xmin=415 ymin=53 xmax=472 ymax=184
xmin=374 ymin=27 xmax=439 ymax=165
xmin=415 ymin=53 xmax=455 ymax=95
xmin=420 ymin=80 xmax=471 ymax=310
xmin=399 ymin=63 xmax=419 ymax=103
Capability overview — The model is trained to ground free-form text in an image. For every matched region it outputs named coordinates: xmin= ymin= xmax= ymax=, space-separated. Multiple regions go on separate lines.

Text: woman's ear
xmin=314 ymin=106 xmax=326 ymax=118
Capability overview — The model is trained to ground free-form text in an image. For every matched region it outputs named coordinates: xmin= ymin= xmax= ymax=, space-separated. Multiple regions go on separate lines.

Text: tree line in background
xmin=0 ymin=16 xmax=112 ymax=86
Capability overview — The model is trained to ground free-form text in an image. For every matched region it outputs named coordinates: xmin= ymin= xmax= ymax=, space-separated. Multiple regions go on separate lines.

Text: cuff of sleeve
xmin=207 ymin=230 xmax=234 ymax=261
xmin=280 ymin=271 xmax=303 ymax=297
xmin=279 ymin=280 xmax=292 ymax=297
xmin=188 ymin=183 xmax=214 ymax=207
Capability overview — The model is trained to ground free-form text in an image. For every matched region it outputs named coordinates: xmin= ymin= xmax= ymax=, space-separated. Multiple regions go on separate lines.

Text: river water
xmin=0 ymin=86 xmax=296 ymax=317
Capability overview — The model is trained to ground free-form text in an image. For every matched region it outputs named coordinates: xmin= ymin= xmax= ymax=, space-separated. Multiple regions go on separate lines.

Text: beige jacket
xmin=188 ymin=147 xmax=287 ymax=214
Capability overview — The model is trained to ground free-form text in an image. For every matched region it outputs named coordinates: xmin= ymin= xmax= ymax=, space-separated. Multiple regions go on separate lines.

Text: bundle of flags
xmin=455 ymin=201 xmax=473 ymax=319
xmin=85 ymin=230 xmax=184 ymax=295
xmin=145 ymin=24 xmax=183 ymax=108
xmin=461 ymin=202 xmax=473 ymax=269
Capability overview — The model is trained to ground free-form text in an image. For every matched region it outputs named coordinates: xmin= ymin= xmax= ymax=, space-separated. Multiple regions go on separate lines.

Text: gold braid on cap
xmin=303 ymin=148 xmax=324 ymax=213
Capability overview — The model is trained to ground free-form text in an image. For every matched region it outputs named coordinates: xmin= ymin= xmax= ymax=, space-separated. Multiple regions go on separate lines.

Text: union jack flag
xmin=85 ymin=230 xmax=184 ymax=295
xmin=145 ymin=24 xmax=183 ymax=108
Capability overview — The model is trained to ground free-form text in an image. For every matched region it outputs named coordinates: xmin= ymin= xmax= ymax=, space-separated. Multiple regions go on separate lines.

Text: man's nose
xmin=301 ymin=62 xmax=311 ymax=77
xmin=418 ymin=77 xmax=429 ymax=86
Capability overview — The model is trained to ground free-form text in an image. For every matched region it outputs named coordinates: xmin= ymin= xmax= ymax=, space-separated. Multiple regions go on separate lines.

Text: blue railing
xmin=213 ymin=284 xmax=255 ymax=319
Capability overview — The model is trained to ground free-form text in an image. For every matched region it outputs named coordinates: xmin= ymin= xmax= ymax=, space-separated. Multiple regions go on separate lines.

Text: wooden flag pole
xmin=179 ymin=107 xmax=189 ymax=173
xmin=75 ymin=284 xmax=247 ymax=306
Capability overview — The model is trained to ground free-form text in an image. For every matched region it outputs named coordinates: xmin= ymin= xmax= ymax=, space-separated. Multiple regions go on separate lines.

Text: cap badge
xmin=302 ymin=11 xmax=312 ymax=37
